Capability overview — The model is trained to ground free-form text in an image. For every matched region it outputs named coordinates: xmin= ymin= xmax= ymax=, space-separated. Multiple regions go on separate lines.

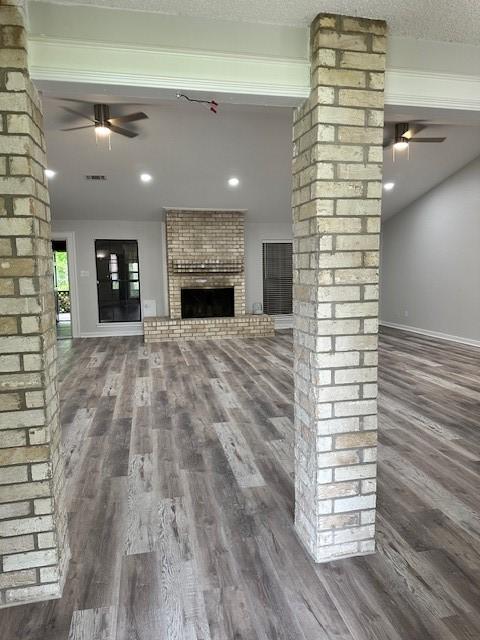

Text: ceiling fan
xmin=384 ymin=122 xmax=446 ymax=151
xmin=61 ymin=103 xmax=148 ymax=139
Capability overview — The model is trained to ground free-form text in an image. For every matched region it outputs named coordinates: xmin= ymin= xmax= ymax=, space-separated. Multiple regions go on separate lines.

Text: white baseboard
xmin=80 ymin=324 xmax=143 ymax=338
xmin=80 ymin=330 xmax=144 ymax=338
xmin=273 ymin=314 xmax=293 ymax=329
xmin=380 ymin=321 xmax=480 ymax=349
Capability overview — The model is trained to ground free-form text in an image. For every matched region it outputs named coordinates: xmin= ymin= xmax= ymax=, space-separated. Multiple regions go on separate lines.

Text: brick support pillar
xmin=293 ymin=14 xmax=386 ymax=562
xmin=0 ymin=1 xmax=70 ymax=606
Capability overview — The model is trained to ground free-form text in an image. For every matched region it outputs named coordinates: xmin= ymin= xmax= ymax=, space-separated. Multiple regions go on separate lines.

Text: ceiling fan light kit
xmin=61 ymin=103 xmax=149 ymax=148
xmin=385 ymin=121 xmax=447 ymax=161
xmin=61 ymin=96 xmax=219 ymax=152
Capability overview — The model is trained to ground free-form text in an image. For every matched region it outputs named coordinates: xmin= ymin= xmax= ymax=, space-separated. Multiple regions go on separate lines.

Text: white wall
xmin=380 ymin=155 xmax=480 ymax=344
xmin=52 ymin=219 xmax=167 ymax=337
xmin=53 ymin=218 xmax=293 ymax=335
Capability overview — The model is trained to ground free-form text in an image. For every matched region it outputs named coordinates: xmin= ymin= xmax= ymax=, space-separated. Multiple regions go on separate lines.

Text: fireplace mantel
xmin=170 ymin=257 xmax=244 ymax=274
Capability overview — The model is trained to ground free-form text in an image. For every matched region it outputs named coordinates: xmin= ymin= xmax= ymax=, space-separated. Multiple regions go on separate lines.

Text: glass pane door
xmin=95 ymin=239 xmax=141 ymax=323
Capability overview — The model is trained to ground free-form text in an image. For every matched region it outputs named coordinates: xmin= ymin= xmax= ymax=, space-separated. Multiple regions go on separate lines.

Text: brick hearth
xmin=143 ymin=208 xmax=274 ymax=342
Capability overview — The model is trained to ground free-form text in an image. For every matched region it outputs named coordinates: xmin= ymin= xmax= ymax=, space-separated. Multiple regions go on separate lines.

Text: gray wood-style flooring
xmin=2 ymin=327 xmax=480 ymax=639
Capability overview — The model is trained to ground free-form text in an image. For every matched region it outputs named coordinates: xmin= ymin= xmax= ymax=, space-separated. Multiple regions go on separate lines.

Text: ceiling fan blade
xmin=108 ymin=124 xmax=138 ymax=138
xmin=409 ymin=137 xmax=446 ymax=143
xmin=107 ymin=112 xmax=148 ymax=124
xmin=62 ymin=107 xmax=95 ymax=123
xmin=55 ymin=97 xmax=96 ymax=104
xmin=402 ymin=124 xmax=426 ymax=140
xmin=61 ymin=125 xmax=96 ymax=131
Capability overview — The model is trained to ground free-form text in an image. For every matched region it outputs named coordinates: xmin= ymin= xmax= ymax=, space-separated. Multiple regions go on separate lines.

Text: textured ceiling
xmin=31 ymin=0 xmax=480 ymax=44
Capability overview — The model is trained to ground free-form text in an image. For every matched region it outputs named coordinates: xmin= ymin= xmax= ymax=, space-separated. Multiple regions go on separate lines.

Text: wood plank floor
xmin=2 ymin=327 xmax=480 ymax=639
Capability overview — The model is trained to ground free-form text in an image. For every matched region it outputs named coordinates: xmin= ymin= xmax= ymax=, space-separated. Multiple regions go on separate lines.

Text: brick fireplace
xmin=166 ymin=209 xmax=246 ymax=319
xmin=143 ymin=208 xmax=274 ymax=342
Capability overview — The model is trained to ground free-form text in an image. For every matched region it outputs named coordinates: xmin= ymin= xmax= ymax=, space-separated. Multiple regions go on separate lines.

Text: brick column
xmin=0 ymin=1 xmax=70 ymax=606
xmin=293 ymin=14 xmax=386 ymax=562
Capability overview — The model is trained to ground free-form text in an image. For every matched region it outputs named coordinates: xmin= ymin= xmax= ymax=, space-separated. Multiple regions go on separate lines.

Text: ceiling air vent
xmin=85 ymin=175 xmax=107 ymax=181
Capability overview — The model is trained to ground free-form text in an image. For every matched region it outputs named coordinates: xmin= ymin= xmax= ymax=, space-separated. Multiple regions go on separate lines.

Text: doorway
xmin=52 ymin=240 xmax=72 ymax=339
xmin=51 ymin=232 xmax=80 ymax=339
xmin=94 ymin=239 xmax=141 ymax=323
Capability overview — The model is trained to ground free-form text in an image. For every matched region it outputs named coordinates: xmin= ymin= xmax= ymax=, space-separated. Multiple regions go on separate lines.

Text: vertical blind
xmin=262 ymin=242 xmax=293 ymax=315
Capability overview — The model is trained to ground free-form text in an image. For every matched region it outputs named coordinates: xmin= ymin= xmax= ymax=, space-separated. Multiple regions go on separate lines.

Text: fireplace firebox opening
xmin=181 ymin=287 xmax=235 ymax=319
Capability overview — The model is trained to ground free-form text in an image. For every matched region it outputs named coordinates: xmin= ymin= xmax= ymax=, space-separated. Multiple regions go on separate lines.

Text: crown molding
xmin=28 ymin=36 xmax=480 ymax=110
xmin=28 ymin=36 xmax=308 ymax=66
xmin=28 ymin=36 xmax=310 ymax=100
xmin=386 ymin=68 xmax=480 ymax=110
xmin=30 ymin=66 xmax=309 ymax=99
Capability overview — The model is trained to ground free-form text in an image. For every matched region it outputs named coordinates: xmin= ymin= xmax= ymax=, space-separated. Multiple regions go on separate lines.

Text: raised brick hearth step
xmin=143 ymin=314 xmax=275 ymax=342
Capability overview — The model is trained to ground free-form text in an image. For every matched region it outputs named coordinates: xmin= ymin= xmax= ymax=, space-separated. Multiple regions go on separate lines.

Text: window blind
xmin=262 ymin=242 xmax=293 ymax=315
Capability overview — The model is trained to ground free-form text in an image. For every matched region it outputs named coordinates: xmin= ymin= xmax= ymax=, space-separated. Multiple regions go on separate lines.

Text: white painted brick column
xmin=293 ymin=13 xmax=386 ymax=562
xmin=0 ymin=1 xmax=70 ymax=606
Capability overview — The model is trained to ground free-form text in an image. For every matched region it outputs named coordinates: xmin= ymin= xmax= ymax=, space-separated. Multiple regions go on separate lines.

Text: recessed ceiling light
xmin=228 ymin=177 xmax=240 ymax=187
xmin=45 ymin=169 xmax=56 ymax=178
xmin=383 ymin=182 xmax=395 ymax=191
xmin=140 ymin=173 xmax=153 ymax=183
